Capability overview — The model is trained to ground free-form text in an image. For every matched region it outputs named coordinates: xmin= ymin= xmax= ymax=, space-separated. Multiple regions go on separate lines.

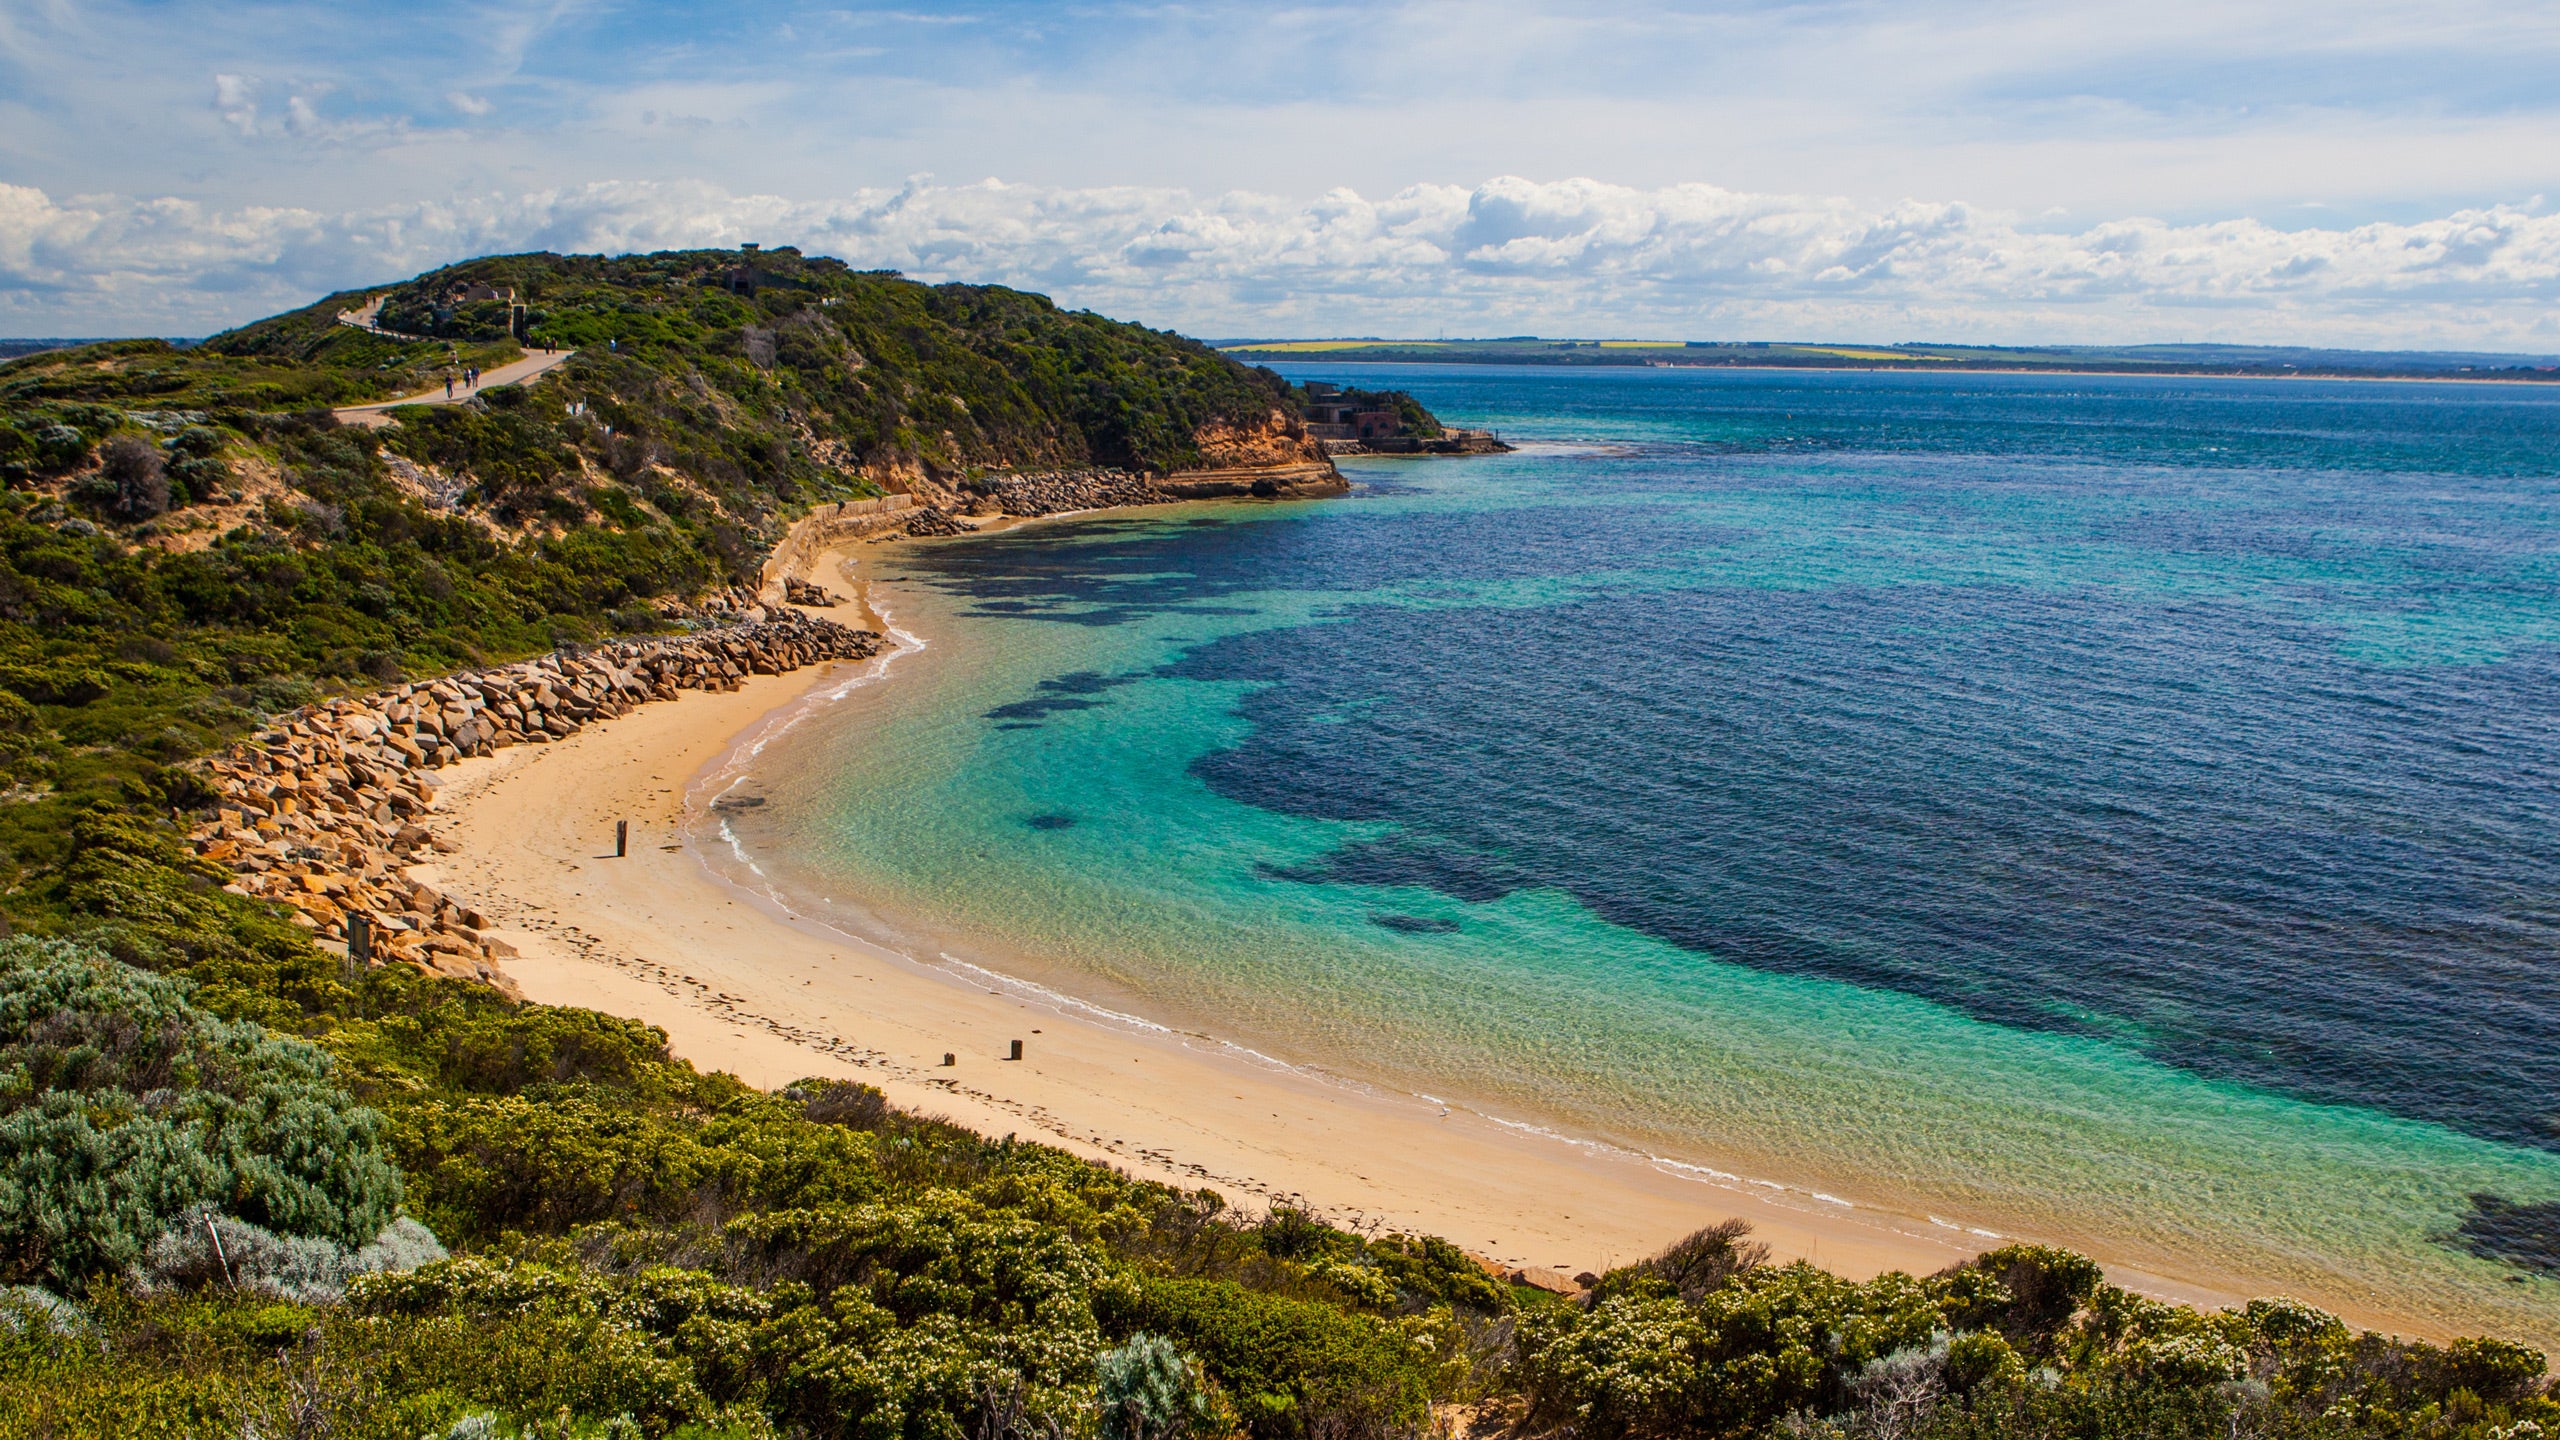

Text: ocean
xmin=715 ymin=363 xmax=2560 ymax=1342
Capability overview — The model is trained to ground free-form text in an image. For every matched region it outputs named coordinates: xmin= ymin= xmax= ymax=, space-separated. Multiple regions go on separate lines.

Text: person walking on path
xmin=444 ymin=374 xmax=455 ymax=400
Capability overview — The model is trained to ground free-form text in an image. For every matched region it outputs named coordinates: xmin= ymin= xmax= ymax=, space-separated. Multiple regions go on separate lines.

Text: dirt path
xmin=333 ymin=346 xmax=578 ymax=429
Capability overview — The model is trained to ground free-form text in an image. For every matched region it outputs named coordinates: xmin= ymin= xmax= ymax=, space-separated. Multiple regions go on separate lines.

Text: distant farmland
xmin=1218 ymin=337 xmax=2560 ymax=378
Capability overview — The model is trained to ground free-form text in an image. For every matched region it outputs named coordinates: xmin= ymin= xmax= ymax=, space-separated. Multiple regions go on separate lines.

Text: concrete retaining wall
xmin=757 ymin=494 xmax=919 ymax=602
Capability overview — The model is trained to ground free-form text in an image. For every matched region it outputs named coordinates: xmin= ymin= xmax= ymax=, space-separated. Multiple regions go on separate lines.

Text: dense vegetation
xmin=0 ymin=254 xmax=2546 ymax=1437
xmin=5 ymin=914 xmax=2549 ymax=1439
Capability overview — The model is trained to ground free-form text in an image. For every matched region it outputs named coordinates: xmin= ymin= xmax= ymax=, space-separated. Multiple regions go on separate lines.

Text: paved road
xmin=333 ymin=346 xmax=578 ymax=429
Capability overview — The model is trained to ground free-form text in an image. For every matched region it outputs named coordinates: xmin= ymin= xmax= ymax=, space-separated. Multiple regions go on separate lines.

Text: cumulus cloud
xmin=2 ymin=176 xmax=2556 ymax=347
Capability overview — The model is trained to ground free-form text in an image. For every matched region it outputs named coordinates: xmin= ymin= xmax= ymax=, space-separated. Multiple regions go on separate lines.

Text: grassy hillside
xmin=0 ymin=254 xmax=2546 ymax=1438
xmin=0 ymin=250 xmax=1333 ymax=894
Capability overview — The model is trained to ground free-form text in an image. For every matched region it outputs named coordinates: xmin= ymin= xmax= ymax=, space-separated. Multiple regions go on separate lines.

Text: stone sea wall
xmin=187 ymin=611 xmax=883 ymax=992
xmin=755 ymin=495 xmax=919 ymax=604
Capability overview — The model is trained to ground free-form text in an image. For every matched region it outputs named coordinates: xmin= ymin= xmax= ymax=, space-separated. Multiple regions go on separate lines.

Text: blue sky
xmin=3 ymin=0 xmax=2557 ymax=345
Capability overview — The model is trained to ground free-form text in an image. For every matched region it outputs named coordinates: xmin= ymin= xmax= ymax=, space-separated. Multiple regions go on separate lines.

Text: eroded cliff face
xmin=858 ymin=406 xmax=1343 ymax=517
xmin=1157 ymin=406 xmax=1345 ymax=499
xmin=1189 ymin=408 xmax=1332 ymax=472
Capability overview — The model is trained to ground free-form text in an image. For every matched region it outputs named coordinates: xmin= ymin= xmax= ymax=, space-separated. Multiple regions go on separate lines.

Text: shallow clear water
xmin=725 ymin=365 xmax=2560 ymax=1342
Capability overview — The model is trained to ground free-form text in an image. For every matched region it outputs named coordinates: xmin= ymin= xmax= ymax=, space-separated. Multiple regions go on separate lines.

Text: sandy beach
xmin=416 ymin=533 xmax=2269 ymax=1311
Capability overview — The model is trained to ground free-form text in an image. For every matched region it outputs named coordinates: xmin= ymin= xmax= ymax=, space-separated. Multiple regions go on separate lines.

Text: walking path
xmin=333 ymin=346 xmax=578 ymax=429
xmin=335 ymin=295 xmax=393 ymax=332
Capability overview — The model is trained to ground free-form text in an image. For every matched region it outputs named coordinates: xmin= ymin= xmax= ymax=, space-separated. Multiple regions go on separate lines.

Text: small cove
xmin=708 ymin=365 xmax=2560 ymax=1344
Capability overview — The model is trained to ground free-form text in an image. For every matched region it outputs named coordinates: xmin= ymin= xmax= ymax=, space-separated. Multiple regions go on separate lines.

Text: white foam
xmin=1651 ymin=1156 xmax=1745 ymax=1184
xmin=724 ymin=595 xmax=925 ymax=765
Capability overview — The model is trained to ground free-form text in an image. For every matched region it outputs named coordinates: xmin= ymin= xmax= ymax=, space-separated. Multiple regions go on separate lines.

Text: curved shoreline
xmin=406 ymin=526 xmax=2353 ymax=1327
xmin=415 ymin=540 xmax=2005 ymax=1273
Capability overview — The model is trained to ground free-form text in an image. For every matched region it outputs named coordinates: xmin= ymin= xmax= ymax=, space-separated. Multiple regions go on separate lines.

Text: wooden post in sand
xmin=943 ymin=1053 xmax=957 ymax=1067
xmin=1009 ymin=1039 xmax=1024 ymax=1061
xmin=615 ymin=820 xmax=628 ymax=857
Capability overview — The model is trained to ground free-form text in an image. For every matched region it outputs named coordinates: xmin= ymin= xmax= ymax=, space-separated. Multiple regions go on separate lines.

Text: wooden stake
xmin=1009 ymin=1039 xmax=1024 ymax=1061
xmin=615 ymin=819 xmax=628 ymax=857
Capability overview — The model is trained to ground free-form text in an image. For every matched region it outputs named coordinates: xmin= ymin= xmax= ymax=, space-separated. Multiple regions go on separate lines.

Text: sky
xmin=2 ymin=0 xmax=2558 ymax=347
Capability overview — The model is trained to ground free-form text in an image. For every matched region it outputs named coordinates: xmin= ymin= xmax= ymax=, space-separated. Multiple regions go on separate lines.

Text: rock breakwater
xmin=967 ymin=469 xmax=1166 ymax=516
xmin=901 ymin=506 xmax=971 ymax=537
xmin=942 ymin=461 xmax=1348 ymax=518
xmin=187 ymin=612 xmax=882 ymax=991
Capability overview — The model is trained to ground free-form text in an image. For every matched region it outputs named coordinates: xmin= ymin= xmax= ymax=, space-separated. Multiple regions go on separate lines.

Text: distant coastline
xmin=1223 ymin=337 xmax=2560 ymax=382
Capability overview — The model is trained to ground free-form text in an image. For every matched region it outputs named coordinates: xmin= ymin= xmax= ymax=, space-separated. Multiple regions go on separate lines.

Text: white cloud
xmin=212 ymin=73 xmax=259 ymax=135
xmin=2 ymin=176 xmax=2555 ymax=349
xmin=201 ymin=72 xmax=382 ymax=144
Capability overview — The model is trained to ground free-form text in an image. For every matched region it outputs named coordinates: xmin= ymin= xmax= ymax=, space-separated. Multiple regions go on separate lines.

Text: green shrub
xmin=30 ymin=423 xmax=86 ymax=470
xmin=1930 ymin=1244 xmax=2104 ymax=1357
xmin=1518 ymin=1264 xmax=1949 ymax=1440
xmin=1100 ymin=1275 xmax=1432 ymax=1440
xmin=0 ymin=937 xmax=402 ymax=1287
xmin=1099 ymin=1332 xmax=1220 ymax=1440
xmin=133 ymin=1210 xmax=446 ymax=1303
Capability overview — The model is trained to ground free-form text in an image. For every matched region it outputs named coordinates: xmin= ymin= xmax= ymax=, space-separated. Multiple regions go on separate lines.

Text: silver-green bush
xmin=0 ymin=938 xmax=404 ymax=1287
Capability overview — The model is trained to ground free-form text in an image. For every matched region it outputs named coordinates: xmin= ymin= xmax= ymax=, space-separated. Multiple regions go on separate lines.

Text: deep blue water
xmin=898 ymin=365 xmax=2560 ymax=1155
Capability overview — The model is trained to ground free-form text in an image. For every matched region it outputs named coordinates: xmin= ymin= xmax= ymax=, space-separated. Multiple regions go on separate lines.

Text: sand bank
xmin=419 ymin=539 xmax=2257 ymax=1309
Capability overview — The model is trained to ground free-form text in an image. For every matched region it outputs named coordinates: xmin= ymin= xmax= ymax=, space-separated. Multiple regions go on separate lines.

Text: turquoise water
xmin=723 ymin=366 xmax=2560 ymax=1343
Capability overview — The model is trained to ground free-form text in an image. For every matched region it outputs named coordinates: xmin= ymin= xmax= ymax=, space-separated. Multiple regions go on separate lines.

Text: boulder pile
xmin=900 ymin=506 xmax=972 ymax=537
xmin=684 ymin=584 xmax=772 ymax=619
xmin=186 ymin=611 xmax=883 ymax=990
xmin=966 ymin=469 xmax=1164 ymax=517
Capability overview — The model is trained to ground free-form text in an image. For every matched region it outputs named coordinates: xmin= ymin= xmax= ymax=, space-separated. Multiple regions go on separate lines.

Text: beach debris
xmin=615 ymin=820 xmax=628 ymax=857
xmin=943 ymin=1053 xmax=957 ymax=1067
xmin=182 ymin=611 xmax=886 ymax=996
xmin=1009 ymin=1039 xmax=1024 ymax=1061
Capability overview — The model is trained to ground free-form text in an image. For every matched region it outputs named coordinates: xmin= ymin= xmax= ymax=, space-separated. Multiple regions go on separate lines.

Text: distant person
xmin=444 ymin=375 xmax=454 ymax=399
